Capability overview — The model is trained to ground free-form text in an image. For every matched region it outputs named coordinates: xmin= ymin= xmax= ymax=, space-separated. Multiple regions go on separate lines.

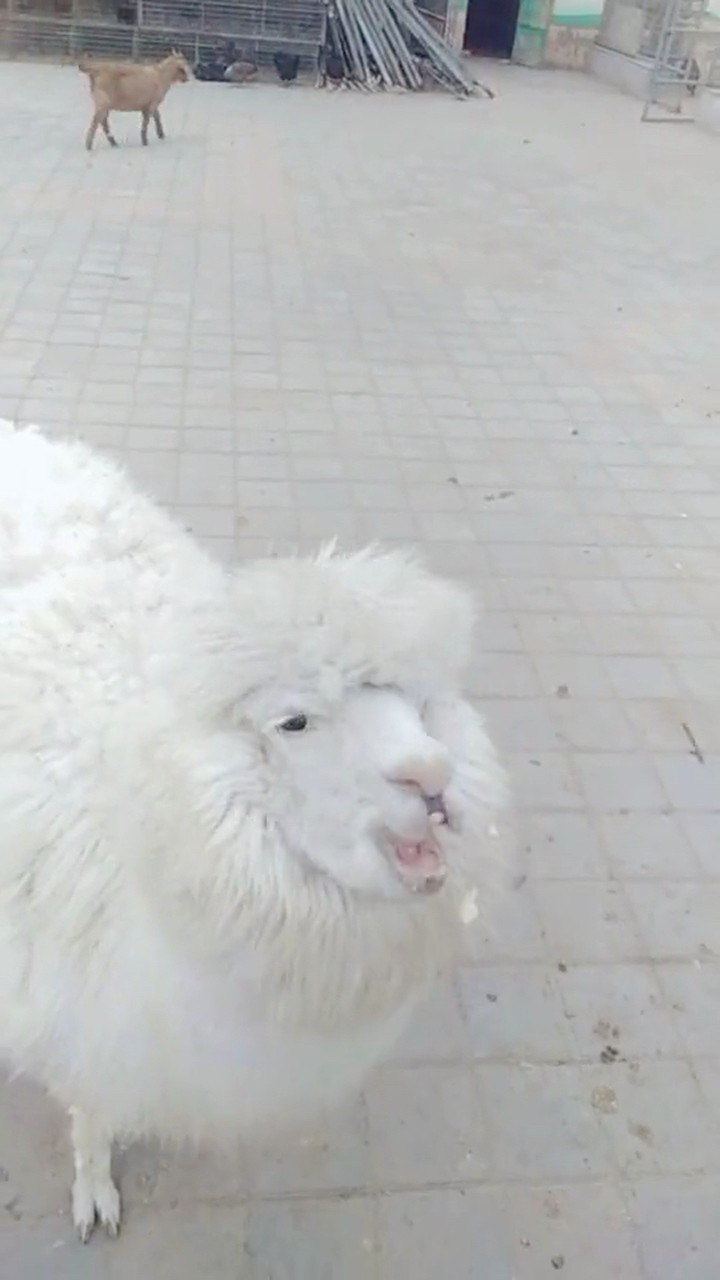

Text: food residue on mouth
xmin=459 ymin=887 xmax=479 ymax=925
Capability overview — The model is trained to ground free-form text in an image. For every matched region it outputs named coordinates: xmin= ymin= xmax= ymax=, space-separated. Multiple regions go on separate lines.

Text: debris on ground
xmin=628 ymin=1120 xmax=654 ymax=1146
xmin=590 ymin=1084 xmax=617 ymax=1114
xmin=600 ymin=1044 xmax=624 ymax=1064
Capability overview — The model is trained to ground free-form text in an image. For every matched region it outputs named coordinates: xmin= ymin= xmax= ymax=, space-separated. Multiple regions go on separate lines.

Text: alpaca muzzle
xmin=389 ymin=835 xmax=447 ymax=894
xmin=424 ymin=793 xmax=449 ymax=827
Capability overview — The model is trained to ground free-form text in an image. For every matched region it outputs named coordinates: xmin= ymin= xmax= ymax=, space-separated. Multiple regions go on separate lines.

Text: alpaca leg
xmin=140 ymin=109 xmax=150 ymax=146
xmin=70 ymin=1107 xmax=121 ymax=1242
xmin=153 ymin=109 xmax=165 ymax=140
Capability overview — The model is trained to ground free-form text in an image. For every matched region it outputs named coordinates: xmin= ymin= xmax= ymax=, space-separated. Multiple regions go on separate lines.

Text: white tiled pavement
xmin=1 ymin=57 xmax=720 ymax=1279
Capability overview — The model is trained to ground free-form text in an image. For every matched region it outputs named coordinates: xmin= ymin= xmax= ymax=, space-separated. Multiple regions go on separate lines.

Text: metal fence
xmin=640 ymin=0 xmax=720 ymax=120
xmin=0 ymin=0 xmax=327 ymax=66
xmin=596 ymin=0 xmax=720 ymax=122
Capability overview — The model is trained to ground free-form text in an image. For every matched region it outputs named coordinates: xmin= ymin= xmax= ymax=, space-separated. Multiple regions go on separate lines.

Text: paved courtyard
xmin=1 ymin=55 xmax=720 ymax=1278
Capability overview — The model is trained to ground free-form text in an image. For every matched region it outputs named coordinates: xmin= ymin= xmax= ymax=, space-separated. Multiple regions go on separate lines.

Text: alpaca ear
xmin=324 ymin=546 xmax=478 ymax=684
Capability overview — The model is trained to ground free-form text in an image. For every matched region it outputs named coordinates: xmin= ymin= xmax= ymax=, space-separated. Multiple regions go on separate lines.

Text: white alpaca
xmin=0 ymin=423 xmax=505 ymax=1241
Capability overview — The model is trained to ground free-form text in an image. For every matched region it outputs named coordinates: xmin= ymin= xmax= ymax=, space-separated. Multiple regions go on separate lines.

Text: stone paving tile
xmin=1 ymin=54 xmax=720 ymax=1279
xmin=376 ymin=1187 xmax=513 ymax=1277
xmin=244 ymin=1198 xmax=375 ymax=1280
xmin=627 ymin=1177 xmax=720 ymax=1280
xmin=460 ymin=962 xmax=574 ymax=1064
xmin=503 ymin=1183 xmax=643 ymax=1280
xmin=477 ymin=1063 xmax=615 ymax=1181
xmin=558 ymin=961 xmax=684 ymax=1060
xmin=366 ymin=1064 xmax=489 ymax=1185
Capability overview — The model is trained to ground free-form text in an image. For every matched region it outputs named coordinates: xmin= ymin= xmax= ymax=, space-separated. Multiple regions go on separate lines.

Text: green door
xmin=513 ymin=0 xmax=555 ymax=63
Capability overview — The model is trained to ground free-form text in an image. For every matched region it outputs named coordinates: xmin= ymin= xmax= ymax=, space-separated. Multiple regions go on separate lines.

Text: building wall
xmin=513 ymin=0 xmax=555 ymax=64
xmin=444 ymin=0 xmax=556 ymax=59
xmin=554 ymin=0 xmax=720 ymax=28
xmin=443 ymin=0 xmax=470 ymax=52
xmin=553 ymin=0 xmax=602 ymax=23
xmin=545 ymin=0 xmax=601 ymax=67
xmin=448 ymin=0 xmax=720 ymax=66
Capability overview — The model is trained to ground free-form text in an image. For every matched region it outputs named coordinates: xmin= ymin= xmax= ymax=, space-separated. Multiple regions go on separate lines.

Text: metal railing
xmin=641 ymin=0 xmax=720 ymax=120
xmin=0 ymin=0 xmax=327 ymax=65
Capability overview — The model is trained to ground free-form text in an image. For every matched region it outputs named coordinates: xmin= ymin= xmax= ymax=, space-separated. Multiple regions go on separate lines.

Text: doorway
xmin=463 ymin=0 xmax=521 ymax=58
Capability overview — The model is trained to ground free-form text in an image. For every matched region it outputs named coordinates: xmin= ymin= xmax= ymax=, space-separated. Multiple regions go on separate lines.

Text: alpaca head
xmin=208 ymin=547 xmax=495 ymax=902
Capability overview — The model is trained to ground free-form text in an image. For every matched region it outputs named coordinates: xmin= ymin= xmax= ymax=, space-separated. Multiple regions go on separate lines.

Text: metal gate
xmin=0 ymin=0 xmax=327 ymax=67
xmin=641 ymin=0 xmax=720 ymax=120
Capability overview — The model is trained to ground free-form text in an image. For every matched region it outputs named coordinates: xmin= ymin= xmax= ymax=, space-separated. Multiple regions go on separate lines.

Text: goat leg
xmin=153 ymin=109 xmax=165 ymax=141
xmin=101 ymin=116 xmax=118 ymax=148
xmin=85 ymin=111 xmax=101 ymax=151
xmin=140 ymin=109 xmax=150 ymax=146
xmin=86 ymin=109 xmax=117 ymax=151
xmin=69 ymin=1106 xmax=121 ymax=1242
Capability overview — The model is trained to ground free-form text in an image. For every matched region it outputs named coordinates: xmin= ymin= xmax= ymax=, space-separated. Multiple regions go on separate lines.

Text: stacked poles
xmin=323 ymin=0 xmax=494 ymax=96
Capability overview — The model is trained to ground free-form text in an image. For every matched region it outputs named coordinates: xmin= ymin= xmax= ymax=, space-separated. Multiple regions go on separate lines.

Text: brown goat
xmin=80 ymin=50 xmax=191 ymax=152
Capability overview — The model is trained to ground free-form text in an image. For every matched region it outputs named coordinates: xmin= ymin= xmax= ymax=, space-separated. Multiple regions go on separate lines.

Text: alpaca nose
xmin=389 ymin=748 xmax=452 ymax=798
xmin=424 ymin=792 xmax=450 ymax=826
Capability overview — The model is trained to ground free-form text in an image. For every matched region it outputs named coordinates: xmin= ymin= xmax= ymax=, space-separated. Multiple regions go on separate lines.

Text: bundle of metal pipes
xmin=321 ymin=0 xmax=494 ymax=96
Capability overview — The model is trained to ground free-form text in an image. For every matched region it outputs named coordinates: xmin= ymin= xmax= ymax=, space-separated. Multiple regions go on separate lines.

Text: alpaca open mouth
xmin=383 ymin=793 xmax=453 ymax=894
xmin=387 ymin=835 xmax=447 ymax=894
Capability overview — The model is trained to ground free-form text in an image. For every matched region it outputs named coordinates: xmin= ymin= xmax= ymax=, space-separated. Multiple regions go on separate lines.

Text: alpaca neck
xmin=157 ymin=806 xmax=462 ymax=1033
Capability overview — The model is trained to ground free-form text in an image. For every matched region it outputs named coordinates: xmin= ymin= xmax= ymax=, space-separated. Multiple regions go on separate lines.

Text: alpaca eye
xmin=278 ymin=714 xmax=308 ymax=733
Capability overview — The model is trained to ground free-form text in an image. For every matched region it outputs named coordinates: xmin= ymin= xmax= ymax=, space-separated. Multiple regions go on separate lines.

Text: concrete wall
xmin=545 ymin=1 xmax=601 ymax=68
xmin=554 ymin=0 xmax=601 ymax=21
xmin=513 ymin=0 xmax=554 ymax=65
xmin=443 ymin=0 xmax=470 ymax=52
xmin=549 ymin=0 xmax=720 ymax=69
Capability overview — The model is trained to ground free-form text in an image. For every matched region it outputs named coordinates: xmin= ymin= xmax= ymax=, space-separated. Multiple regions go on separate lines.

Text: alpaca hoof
xmin=72 ymin=1172 xmax=121 ymax=1242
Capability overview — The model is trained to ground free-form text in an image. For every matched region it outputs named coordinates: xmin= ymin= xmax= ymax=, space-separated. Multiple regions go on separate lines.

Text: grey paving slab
xmin=1 ymin=54 xmax=719 ymax=1279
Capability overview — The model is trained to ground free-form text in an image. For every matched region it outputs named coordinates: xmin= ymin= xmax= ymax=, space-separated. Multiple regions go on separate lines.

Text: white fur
xmin=0 ymin=422 xmax=505 ymax=1238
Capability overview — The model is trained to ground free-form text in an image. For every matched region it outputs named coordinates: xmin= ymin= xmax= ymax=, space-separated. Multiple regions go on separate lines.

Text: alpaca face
xmin=251 ymin=682 xmax=462 ymax=900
